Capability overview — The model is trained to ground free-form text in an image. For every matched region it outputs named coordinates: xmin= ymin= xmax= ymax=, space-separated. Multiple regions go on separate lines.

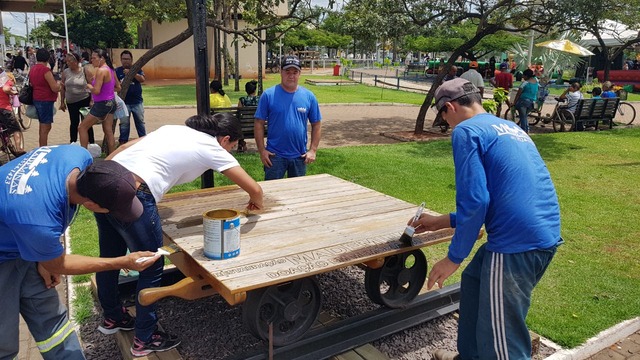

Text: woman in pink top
xmin=78 ymin=48 xmax=121 ymax=155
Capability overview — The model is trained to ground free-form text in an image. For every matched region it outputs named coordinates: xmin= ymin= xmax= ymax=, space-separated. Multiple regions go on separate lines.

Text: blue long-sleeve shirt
xmin=447 ymin=114 xmax=561 ymax=264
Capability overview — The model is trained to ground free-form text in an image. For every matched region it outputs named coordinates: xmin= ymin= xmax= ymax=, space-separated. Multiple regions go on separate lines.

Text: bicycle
xmin=11 ymin=71 xmax=31 ymax=130
xmin=504 ymin=97 xmax=576 ymax=132
xmin=503 ymin=80 xmax=550 ymax=128
xmin=613 ymin=101 xmax=636 ymax=126
xmin=0 ymin=122 xmax=25 ymax=165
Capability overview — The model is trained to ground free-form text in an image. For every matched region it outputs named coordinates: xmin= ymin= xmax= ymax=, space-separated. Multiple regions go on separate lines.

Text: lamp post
xmin=62 ymin=0 xmax=70 ymax=52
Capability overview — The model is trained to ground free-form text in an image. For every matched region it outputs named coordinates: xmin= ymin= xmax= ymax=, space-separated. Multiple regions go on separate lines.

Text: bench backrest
xmin=602 ymin=98 xmax=620 ymax=121
xmin=211 ymin=106 xmax=265 ymax=138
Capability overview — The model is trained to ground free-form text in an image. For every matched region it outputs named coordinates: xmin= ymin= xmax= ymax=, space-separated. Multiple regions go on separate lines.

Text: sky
xmin=2 ymin=12 xmax=52 ymax=38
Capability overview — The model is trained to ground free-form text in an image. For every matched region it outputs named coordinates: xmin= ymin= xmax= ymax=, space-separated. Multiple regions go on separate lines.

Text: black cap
xmin=281 ymin=55 xmax=301 ymax=70
xmin=76 ymin=161 xmax=143 ymax=222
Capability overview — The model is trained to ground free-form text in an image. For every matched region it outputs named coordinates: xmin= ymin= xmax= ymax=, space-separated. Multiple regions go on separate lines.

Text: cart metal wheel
xmin=552 ymin=109 xmax=575 ymax=132
xmin=364 ymin=249 xmax=427 ymax=308
xmin=242 ymin=276 xmax=322 ymax=346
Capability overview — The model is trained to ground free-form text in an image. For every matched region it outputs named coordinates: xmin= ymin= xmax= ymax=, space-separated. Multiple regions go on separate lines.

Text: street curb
xmin=544 ymin=317 xmax=640 ymax=359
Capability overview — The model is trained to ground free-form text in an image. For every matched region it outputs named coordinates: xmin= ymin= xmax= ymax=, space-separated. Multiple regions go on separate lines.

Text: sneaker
xmin=130 ymin=330 xmax=181 ymax=357
xmin=97 ymin=308 xmax=135 ymax=335
xmin=432 ymin=349 xmax=460 ymax=360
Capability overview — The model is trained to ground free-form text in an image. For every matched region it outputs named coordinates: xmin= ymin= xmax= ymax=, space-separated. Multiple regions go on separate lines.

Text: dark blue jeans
xmin=457 ymin=242 xmax=559 ymax=360
xmin=94 ymin=189 xmax=163 ymax=342
xmin=118 ymin=103 xmax=146 ymax=143
xmin=515 ymin=98 xmax=533 ymax=133
xmin=264 ymin=154 xmax=306 ymax=180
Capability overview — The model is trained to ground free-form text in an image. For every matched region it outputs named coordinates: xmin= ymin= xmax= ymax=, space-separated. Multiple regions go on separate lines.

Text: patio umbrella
xmin=535 ymin=39 xmax=595 ymax=56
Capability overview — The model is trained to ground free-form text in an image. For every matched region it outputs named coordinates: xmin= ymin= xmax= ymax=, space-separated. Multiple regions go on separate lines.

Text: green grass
xmin=143 ymin=75 xmax=428 ymax=106
xmin=71 ymin=285 xmax=96 ymax=324
xmin=69 ymin=128 xmax=640 ymax=347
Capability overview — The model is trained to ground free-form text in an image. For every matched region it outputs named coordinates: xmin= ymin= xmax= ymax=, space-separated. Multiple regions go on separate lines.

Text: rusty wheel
xmin=364 ymin=249 xmax=427 ymax=308
xmin=242 ymin=276 xmax=322 ymax=346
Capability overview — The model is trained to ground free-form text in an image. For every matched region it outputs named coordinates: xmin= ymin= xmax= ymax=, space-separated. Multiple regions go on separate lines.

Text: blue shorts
xmin=33 ymin=100 xmax=55 ymax=124
xmin=90 ymin=99 xmax=116 ymax=120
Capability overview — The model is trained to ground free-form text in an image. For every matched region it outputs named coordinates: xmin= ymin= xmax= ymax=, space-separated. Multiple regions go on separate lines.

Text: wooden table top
xmin=158 ymin=174 xmax=454 ymax=296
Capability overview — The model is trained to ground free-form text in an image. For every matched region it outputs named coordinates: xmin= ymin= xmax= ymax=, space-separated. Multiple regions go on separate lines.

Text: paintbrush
xmin=135 ymin=243 xmax=181 ymax=263
xmin=399 ymin=202 xmax=425 ymax=245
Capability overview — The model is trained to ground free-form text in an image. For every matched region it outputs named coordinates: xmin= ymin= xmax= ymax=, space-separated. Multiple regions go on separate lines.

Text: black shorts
xmin=0 ymin=109 xmax=21 ymax=133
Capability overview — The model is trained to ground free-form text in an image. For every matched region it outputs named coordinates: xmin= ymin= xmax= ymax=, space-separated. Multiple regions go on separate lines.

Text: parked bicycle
xmin=613 ymin=101 xmax=636 ymax=126
xmin=11 ymin=71 xmax=31 ymax=130
xmin=0 ymin=122 xmax=24 ymax=164
xmin=504 ymin=97 xmax=576 ymax=132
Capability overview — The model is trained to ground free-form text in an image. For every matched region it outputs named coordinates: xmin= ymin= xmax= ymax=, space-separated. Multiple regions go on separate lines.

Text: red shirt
xmin=30 ymin=64 xmax=58 ymax=101
xmin=0 ymin=79 xmax=14 ymax=111
xmin=494 ymin=71 xmax=513 ymax=90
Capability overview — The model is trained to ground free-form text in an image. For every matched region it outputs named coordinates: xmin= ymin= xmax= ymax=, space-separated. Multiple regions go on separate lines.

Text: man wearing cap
xmin=459 ymin=61 xmax=485 ymax=98
xmin=0 ymin=145 xmax=160 ymax=359
xmin=409 ymin=78 xmax=562 ymax=360
xmin=255 ymin=55 xmax=322 ymax=180
xmin=490 ymin=62 xmax=513 ymax=116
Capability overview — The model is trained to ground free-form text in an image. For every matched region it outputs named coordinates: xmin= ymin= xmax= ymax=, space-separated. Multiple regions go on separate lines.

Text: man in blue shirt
xmin=0 ymin=145 xmax=159 ymax=359
xmin=255 ymin=55 xmax=322 ymax=180
xmin=115 ymin=50 xmax=147 ymax=144
xmin=410 ymin=78 xmax=562 ymax=360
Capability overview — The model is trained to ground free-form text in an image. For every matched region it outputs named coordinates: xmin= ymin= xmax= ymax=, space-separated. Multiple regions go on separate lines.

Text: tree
xmin=399 ymin=0 xmax=560 ymax=133
xmin=45 ymin=8 xmax=133 ymax=49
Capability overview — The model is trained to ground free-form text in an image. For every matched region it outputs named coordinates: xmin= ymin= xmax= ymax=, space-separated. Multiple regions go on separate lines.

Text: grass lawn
xmin=70 ymin=128 xmax=640 ymax=349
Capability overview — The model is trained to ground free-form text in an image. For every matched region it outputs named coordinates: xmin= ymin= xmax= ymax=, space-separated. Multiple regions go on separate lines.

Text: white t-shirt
xmin=460 ymin=69 xmax=485 ymax=89
xmin=113 ymin=125 xmax=240 ymax=202
xmin=565 ymin=91 xmax=583 ymax=112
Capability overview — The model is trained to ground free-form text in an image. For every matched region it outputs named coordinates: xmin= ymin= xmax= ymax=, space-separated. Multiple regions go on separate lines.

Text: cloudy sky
xmin=2 ymin=12 xmax=51 ymax=38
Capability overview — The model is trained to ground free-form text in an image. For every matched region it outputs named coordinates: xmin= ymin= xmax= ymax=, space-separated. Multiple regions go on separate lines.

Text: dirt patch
xmin=381 ymin=130 xmax=450 ymax=142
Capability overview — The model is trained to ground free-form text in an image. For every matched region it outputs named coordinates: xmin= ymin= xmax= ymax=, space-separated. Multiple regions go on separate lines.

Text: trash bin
xmin=333 ymin=64 xmax=341 ymax=76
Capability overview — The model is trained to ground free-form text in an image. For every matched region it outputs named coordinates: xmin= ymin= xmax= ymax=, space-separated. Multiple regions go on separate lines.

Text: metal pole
xmin=62 ymin=0 xmax=70 ymax=52
xmin=192 ymin=0 xmax=214 ymax=188
xmin=527 ymin=30 xmax=534 ymax=69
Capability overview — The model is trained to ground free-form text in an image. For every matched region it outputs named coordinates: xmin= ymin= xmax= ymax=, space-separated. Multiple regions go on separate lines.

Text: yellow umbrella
xmin=535 ymin=39 xmax=595 ymax=56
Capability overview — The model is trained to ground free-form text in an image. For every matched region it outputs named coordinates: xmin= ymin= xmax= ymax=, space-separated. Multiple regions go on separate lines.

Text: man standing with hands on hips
xmin=115 ymin=50 xmax=147 ymax=145
xmin=409 ymin=78 xmax=563 ymax=360
xmin=255 ymin=55 xmax=322 ymax=180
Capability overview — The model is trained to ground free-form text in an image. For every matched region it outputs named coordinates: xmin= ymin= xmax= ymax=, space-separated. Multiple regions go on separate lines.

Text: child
xmin=236 ymin=80 xmax=258 ymax=152
xmin=591 ymin=87 xmax=602 ymax=99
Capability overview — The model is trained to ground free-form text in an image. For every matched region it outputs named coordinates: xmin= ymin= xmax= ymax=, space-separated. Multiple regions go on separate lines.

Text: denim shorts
xmin=90 ymin=99 xmax=116 ymax=120
xmin=33 ymin=100 xmax=55 ymax=124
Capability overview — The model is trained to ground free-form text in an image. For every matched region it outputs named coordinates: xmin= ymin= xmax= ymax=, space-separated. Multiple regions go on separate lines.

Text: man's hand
xmin=409 ymin=213 xmax=450 ymax=234
xmin=37 ymin=262 xmax=61 ymax=289
xmin=302 ymin=149 xmax=316 ymax=164
xmin=259 ymin=149 xmax=275 ymax=167
xmin=427 ymin=257 xmax=460 ymax=290
xmin=126 ymin=251 xmax=162 ymax=272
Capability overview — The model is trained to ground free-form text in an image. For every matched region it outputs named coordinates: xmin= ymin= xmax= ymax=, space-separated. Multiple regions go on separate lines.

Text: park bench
xmin=210 ymin=106 xmax=266 ymax=141
xmin=572 ymin=98 xmax=619 ymax=131
xmin=404 ymin=63 xmax=426 ymax=77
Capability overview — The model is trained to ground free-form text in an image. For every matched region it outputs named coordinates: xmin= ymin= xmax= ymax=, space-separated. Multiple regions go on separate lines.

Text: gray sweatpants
xmin=0 ymin=258 xmax=84 ymax=360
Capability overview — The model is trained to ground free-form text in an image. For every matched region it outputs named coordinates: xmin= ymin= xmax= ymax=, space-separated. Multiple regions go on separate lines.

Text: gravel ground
xmin=79 ymin=267 xmax=556 ymax=359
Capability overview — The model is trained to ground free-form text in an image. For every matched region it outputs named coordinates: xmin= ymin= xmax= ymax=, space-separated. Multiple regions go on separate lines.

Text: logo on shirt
xmin=297 ymin=107 xmax=307 ymax=114
xmin=5 ymin=147 xmax=52 ymax=195
xmin=491 ymin=123 xmax=532 ymax=143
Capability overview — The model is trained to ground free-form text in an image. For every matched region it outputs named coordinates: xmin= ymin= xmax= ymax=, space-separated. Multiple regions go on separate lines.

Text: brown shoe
xmin=433 ymin=349 xmax=460 ymax=360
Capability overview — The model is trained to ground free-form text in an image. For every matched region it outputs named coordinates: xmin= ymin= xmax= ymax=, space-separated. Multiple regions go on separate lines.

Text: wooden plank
xmin=158 ymin=174 xmax=459 ymax=303
xmin=354 ymin=344 xmax=391 ymax=360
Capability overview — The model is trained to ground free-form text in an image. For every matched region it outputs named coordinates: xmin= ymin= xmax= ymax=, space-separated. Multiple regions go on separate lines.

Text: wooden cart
xmin=140 ymin=174 xmax=458 ymax=345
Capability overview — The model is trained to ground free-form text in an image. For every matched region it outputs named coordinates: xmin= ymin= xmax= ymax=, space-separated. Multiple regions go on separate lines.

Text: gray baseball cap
xmin=434 ymin=78 xmax=480 ymax=112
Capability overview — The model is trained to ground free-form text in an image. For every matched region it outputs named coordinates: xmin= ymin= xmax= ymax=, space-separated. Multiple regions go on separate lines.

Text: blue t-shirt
xmin=0 ymin=145 xmax=93 ymax=263
xmin=601 ymin=90 xmax=616 ymax=98
xmin=115 ymin=66 xmax=144 ymax=104
xmin=255 ymin=85 xmax=322 ymax=158
xmin=447 ymin=114 xmax=561 ymax=264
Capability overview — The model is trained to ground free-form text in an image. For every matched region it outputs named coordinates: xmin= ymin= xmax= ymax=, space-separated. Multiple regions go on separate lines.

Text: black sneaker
xmin=97 ymin=308 xmax=135 ymax=335
xmin=130 ymin=330 xmax=181 ymax=357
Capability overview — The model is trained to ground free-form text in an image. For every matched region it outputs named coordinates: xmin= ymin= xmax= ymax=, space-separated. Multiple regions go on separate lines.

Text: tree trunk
xmin=222 ymin=1 xmax=229 ymax=86
xmin=233 ymin=3 xmax=240 ymax=92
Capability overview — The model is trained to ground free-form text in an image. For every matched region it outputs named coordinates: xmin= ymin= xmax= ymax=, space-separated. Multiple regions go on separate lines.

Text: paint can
xmin=203 ymin=209 xmax=241 ymax=260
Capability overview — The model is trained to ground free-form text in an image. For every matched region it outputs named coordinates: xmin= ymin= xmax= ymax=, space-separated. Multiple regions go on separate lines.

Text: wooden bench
xmin=403 ymin=63 xmax=426 ymax=77
xmin=572 ymin=98 xmax=619 ymax=131
xmin=211 ymin=106 xmax=266 ymax=141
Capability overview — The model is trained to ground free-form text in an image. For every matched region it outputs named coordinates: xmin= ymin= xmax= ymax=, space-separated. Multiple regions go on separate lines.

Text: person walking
xmin=459 ymin=61 xmax=484 ymax=98
xmin=12 ymin=50 xmax=28 ymax=73
xmin=94 ymin=113 xmax=263 ymax=357
xmin=255 ymin=55 xmax=322 ymax=180
xmin=410 ymin=78 xmax=562 ymax=360
xmin=59 ymin=52 xmax=94 ymax=144
xmin=78 ymin=49 xmax=119 ymax=155
xmin=30 ymin=48 xmax=62 ymax=147
xmin=115 ymin=50 xmax=147 ymax=145
xmin=0 ymin=145 xmax=161 ymax=360
xmin=489 ymin=62 xmax=513 ymax=116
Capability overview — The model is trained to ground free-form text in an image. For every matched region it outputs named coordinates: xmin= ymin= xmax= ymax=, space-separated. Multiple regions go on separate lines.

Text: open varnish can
xmin=202 ymin=209 xmax=241 ymax=259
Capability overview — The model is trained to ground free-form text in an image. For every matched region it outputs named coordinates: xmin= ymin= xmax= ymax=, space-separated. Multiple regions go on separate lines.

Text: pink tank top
xmin=92 ymin=66 xmax=115 ymax=102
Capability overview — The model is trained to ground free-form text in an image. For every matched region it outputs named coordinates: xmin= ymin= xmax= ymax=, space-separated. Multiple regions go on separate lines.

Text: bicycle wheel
xmin=7 ymin=128 xmax=25 ymax=157
xmin=552 ymin=109 xmax=575 ymax=132
xmin=18 ymin=104 xmax=31 ymax=129
xmin=528 ymin=108 xmax=541 ymax=126
xmin=614 ymin=102 xmax=636 ymax=126
xmin=504 ymin=106 xmax=520 ymax=124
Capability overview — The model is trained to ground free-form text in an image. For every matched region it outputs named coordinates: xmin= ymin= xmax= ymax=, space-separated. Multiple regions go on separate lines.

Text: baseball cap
xmin=499 ymin=62 xmax=508 ymax=69
xmin=469 ymin=61 xmax=479 ymax=68
xmin=76 ymin=161 xmax=143 ymax=222
xmin=434 ymin=78 xmax=481 ymax=112
xmin=281 ymin=55 xmax=301 ymax=70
